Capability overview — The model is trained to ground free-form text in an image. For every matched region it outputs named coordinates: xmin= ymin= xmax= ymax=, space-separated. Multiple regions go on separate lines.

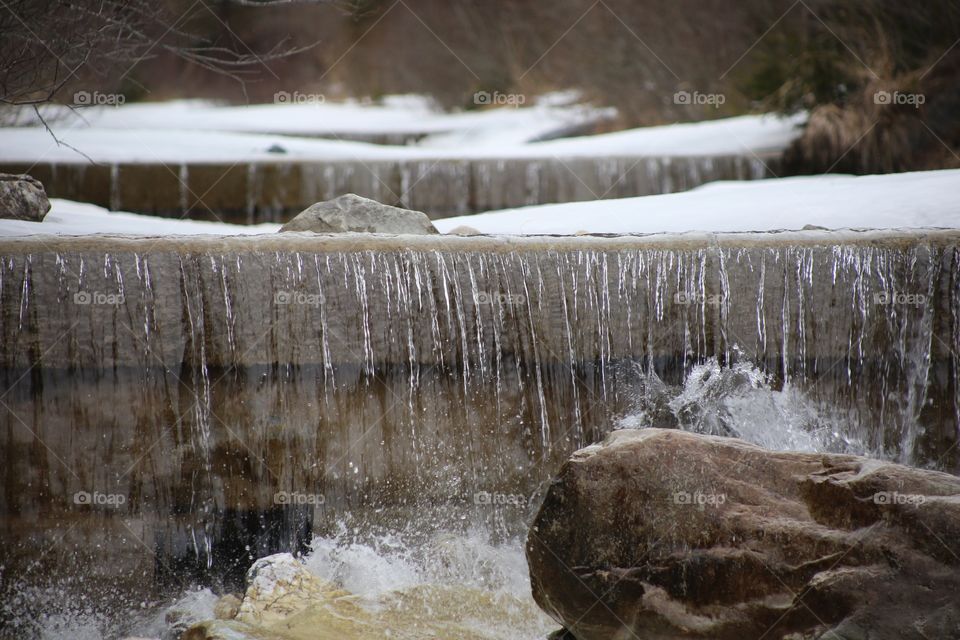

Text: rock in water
xmin=0 ymin=173 xmax=51 ymax=222
xmin=235 ymin=553 xmax=348 ymax=626
xmin=213 ymin=594 xmax=241 ymax=620
xmin=279 ymin=193 xmax=438 ymax=234
xmin=527 ymin=428 xmax=960 ymax=640
xmin=445 ymin=225 xmax=483 ymax=236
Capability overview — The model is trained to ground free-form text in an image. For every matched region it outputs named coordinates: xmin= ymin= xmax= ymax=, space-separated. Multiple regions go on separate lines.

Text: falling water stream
xmin=0 ymin=235 xmax=957 ymax=638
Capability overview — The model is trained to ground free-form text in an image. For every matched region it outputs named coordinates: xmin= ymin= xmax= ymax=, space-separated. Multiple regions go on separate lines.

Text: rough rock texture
xmin=181 ymin=620 xmax=265 ymax=640
xmin=0 ymin=173 xmax=50 ymax=222
xmin=213 ymin=594 xmax=241 ymax=620
xmin=279 ymin=193 xmax=438 ymax=234
xmin=445 ymin=225 xmax=483 ymax=236
xmin=183 ymin=552 xmax=382 ymax=639
xmin=235 ymin=553 xmax=348 ymax=626
xmin=527 ymin=428 xmax=960 ymax=640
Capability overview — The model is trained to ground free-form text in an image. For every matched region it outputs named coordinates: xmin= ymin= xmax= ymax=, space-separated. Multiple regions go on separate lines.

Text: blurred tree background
xmin=2 ymin=0 xmax=958 ymax=173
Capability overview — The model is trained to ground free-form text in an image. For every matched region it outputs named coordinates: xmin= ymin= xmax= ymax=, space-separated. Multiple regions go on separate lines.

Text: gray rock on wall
xmin=445 ymin=225 xmax=483 ymax=236
xmin=280 ymin=193 xmax=438 ymax=234
xmin=527 ymin=428 xmax=960 ymax=640
xmin=0 ymin=173 xmax=51 ymax=222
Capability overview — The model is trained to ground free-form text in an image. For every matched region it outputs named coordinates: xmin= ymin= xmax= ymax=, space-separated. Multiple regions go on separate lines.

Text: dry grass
xmin=785 ymin=58 xmax=960 ymax=175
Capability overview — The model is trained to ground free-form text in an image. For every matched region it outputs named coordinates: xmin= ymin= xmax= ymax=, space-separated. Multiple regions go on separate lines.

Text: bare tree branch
xmin=0 ymin=0 xmax=328 ymax=107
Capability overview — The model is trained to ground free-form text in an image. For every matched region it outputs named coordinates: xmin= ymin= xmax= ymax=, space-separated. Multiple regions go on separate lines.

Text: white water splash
xmin=299 ymin=524 xmax=552 ymax=639
xmin=618 ymin=355 xmax=865 ymax=455
xmin=304 ymin=523 xmax=537 ymax=602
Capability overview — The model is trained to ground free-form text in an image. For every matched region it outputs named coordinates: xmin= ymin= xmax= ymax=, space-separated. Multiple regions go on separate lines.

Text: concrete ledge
xmin=2 ymin=229 xmax=958 ymax=370
xmin=3 ymin=226 xmax=958 ymax=252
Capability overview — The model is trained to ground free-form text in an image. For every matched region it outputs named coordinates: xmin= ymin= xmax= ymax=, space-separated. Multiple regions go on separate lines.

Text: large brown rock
xmin=0 ymin=173 xmax=51 ymax=222
xmin=279 ymin=193 xmax=438 ymax=234
xmin=527 ymin=428 xmax=960 ymax=640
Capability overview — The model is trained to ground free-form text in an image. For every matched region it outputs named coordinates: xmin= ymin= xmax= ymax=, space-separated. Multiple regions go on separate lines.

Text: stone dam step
xmin=2 ymin=230 xmax=958 ymax=470
xmin=0 ymin=154 xmax=774 ymax=223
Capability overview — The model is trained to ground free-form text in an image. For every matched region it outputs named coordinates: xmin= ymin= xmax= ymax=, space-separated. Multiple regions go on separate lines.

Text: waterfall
xmin=1 ymin=233 xmax=958 ymax=637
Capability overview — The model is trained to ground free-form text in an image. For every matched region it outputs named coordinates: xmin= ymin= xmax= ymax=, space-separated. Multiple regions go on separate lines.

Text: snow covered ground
xmin=0 ymin=200 xmax=280 ymax=237
xmin=435 ymin=170 xmax=960 ymax=235
xmin=0 ymin=94 xmax=802 ymax=163
xmin=7 ymin=93 xmax=609 ymax=143
xmin=1 ymin=92 xmax=612 ymax=160
xmin=0 ymin=128 xmax=414 ymax=164
xmin=2 ymin=170 xmax=957 ymax=238
xmin=0 ymin=113 xmax=802 ymax=164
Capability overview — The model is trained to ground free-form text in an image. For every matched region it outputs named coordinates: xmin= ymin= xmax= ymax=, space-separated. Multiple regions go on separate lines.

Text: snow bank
xmin=0 ymin=199 xmax=280 ymax=237
xmin=0 ymin=98 xmax=800 ymax=164
xmin=11 ymin=93 xmax=609 ymax=140
xmin=3 ymin=170 xmax=956 ymax=238
xmin=434 ymin=170 xmax=960 ymax=235
xmin=0 ymin=128 xmax=410 ymax=164
xmin=494 ymin=112 xmax=805 ymax=158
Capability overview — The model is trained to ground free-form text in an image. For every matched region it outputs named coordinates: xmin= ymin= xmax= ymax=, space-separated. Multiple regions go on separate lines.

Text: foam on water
xmin=133 ymin=588 xmax=219 ymax=638
xmin=1 ymin=576 xmax=163 ymax=640
xmin=304 ymin=523 xmax=535 ymax=601
xmin=121 ymin=527 xmax=552 ymax=639
xmin=305 ymin=525 xmax=423 ymax=596
xmin=299 ymin=523 xmax=553 ymax=639
xmin=62 ymin=523 xmax=552 ymax=639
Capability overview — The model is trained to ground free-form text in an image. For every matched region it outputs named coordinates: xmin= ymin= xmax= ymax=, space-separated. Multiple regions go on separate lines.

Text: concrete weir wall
xmin=0 ymin=154 xmax=773 ymax=222
xmin=0 ymin=230 xmax=958 ymax=589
